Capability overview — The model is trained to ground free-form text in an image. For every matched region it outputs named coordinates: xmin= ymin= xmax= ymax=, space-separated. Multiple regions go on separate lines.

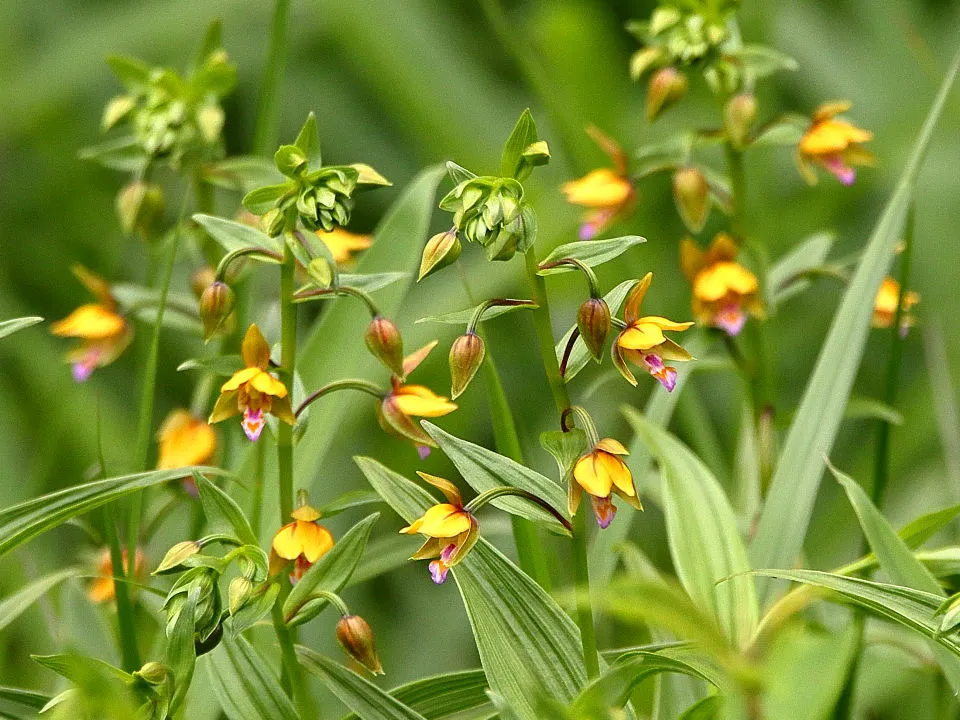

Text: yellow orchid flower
xmin=209 ymin=324 xmax=296 ymax=441
xmin=797 ymin=100 xmax=875 ymax=185
xmin=50 ymin=265 xmax=132 ymax=382
xmin=316 ymin=227 xmax=373 ymax=265
xmin=88 ymin=547 xmax=145 ymax=604
xmin=561 ymin=126 xmax=636 ymax=239
xmin=872 ymin=276 xmax=919 ymax=336
xmin=570 ymin=437 xmax=641 ymax=529
xmin=156 ymin=409 xmax=217 ymax=495
xmin=378 ymin=341 xmax=457 ymax=458
xmin=612 ymin=272 xmax=694 ymax=391
xmin=681 ymin=233 xmax=763 ymax=336
xmin=271 ymin=503 xmax=335 ymax=584
xmin=400 ymin=472 xmax=478 ymax=584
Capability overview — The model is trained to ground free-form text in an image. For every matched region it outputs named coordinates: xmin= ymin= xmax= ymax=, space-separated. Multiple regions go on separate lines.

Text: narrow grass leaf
xmin=205 ymin=633 xmax=298 ymax=720
xmin=0 ymin=686 xmax=51 ymax=711
xmin=0 ymin=567 xmax=77 ymax=634
xmin=749 ymin=49 xmax=960 ymax=607
xmin=924 ymin=320 xmax=960 ymax=502
xmin=0 ymin=316 xmax=43 ymax=340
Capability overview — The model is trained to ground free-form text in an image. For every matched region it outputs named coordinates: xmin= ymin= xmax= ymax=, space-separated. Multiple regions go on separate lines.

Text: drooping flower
xmin=797 ymin=101 xmax=875 ymax=185
xmin=50 ymin=265 xmax=132 ymax=382
xmin=872 ymin=276 xmax=920 ymax=336
xmin=612 ymin=272 xmax=694 ymax=391
xmin=271 ymin=504 xmax=335 ymax=584
xmin=570 ymin=438 xmax=641 ymax=529
xmin=156 ymin=409 xmax=217 ymax=495
xmin=681 ymin=234 xmax=763 ymax=336
xmin=89 ymin=548 xmax=145 ymax=604
xmin=209 ymin=324 xmax=296 ymax=441
xmin=378 ymin=341 xmax=457 ymax=458
xmin=561 ymin=126 xmax=635 ymax=239
xmin=399 ymin=473 xmax=478 ymax=584
xmin=316 ymin=227 xmax=373 ymax=266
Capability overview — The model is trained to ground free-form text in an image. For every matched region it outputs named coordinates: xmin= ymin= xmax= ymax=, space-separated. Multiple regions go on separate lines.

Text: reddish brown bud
xmin=725 ymin=93 xmax=757 ymax=149
xmin=646 ymin=67 xmax=687 ymax=122
xmin=576 ymin=298 xmax=611 ymax=362
xmin=449 ymin=332 xmax=485 ymax=400
xmin=364 ymin=316 xmax=405 ymax=378
xmin=672 ymin=167 xmax=711 ymax=233
xmin=200 ymin=281 xmax=236 ymax=342
xmin=336 ymin=615 xmax=384 ymax=675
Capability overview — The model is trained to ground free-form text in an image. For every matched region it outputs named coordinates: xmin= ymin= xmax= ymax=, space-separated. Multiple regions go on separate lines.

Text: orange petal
xmin=50 ymin=304 xmax=126 ymax=340
xmin=623 ymin=272 xmax=653 ymax=324
xmin=241 ymin=324 xmax=271 ymax=369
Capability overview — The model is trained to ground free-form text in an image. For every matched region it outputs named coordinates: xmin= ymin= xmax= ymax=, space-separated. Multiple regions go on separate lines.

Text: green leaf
xmin=539 ymin=429 xmax=587 ymax=480
xmin=165 ymin=585 xmax=198 ymax=713
xmin=843 ymin=397 xmax=904 ymax=426
xmin=283 ymin=513 xmax=380 ymax=626
xmin=343 ymin=669 xmax=491 ymax=720
xmin=195 ymin=474 xmax=258 ymax=546
xmin=298 ymin=646 xmax=427 ymax=720
xmin=242 ymin=183 xmax=294 ymax=215
xmin=0 ymin=686 xmax=51 ymax=712
xmin=78 ymin=136 xmax=148 ymax=172
xmin=357 ymin=457 xmax=588 ymax=719
xmin=106 ymin=54 xmax=151 ymax=89
xmin=925 ymin=321 xmax=960 ymax=492
xmin=294 ymin=112 xmax=322 ymax=169
xmin=32 ymin=653 xmax=132 ymax=685
xmin=501 ymin=109 xmax=538 ymax=179
xmin=177 ymin=354 xmax=243 ymax=376
xmin=445 ymin=161 xmax=477 ymax=185
xmin=624 ymin=408 xmax=758 ymax=649
xmin=749 ymin=49 xmax=960 ymax=608
xmin=677 ymin=696 xmax=723 ymax=720
xmin=556 ymin=279 xmax=639 ymax=382
xmin=0 ymin=466 xmax=225 ymax=558
xmin=338 ymin=272 xmax=409 ymax=294
xmin=201 ymin=156 xmax=284 ymax=193
xmin=729 ymin=44 xmax=798 ymax=78
xmin=206 ymin=633 xmax=298 ymax=720
xmin=192 ymin=214 xmax=283 ymax=254
xmin=0 ymin=316 xmax=43 ymax=340
xmin=751 ymin=118 xmax=805 ymax=148
xmin=315 ymin=489 xmax=383 ymax=518
xmin=0 ymin=567 xmax=78 ymax=634
xmin=416 ymin=301 xmax=537 ymax=326
xmin=766 ymin=231 xmax=835 ymax=309
xmin=901 ymin=503 xmax=960 ymax=549
xmin=537 ymin=236 xmax=646 ymax=275
xmin=422 ymin=422 xmax=569 ymax=534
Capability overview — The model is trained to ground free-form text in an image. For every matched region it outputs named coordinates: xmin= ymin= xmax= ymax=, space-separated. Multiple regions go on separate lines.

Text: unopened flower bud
xmin=725 ymin=93 xmax=757 ymax=149
xmin=116 ymin=181 xmax=164 ymax=236
xmin=418 ymin=229 xmax=461 ymax=282
xmin=364 ymin=316 xmax=405 ymax=378
xmin=672 ymin=167 xmax=711 ymax=233
xmin=449 ymin=332 xmax=485 ymax=399
xmin=191 ymin=267 xmax=217 ymax=299
xmin=336 ymin=615 xmax=384 ymax=675
xmin=521 ymin=140 xmax=551 ymax=167
xmin=629 ymin=47 xmax=663 ymax=81
xmin=228 ymin=576 xmax=254 ymax=615
xmin=646 ymin=67 xmax=687 ymax=122
xmin=134 ymin=661 xmax=170 ymax=686
xmin=200 ymin=281 xmax=236 ymax=342
xmin=577 ymin=298 xmax=611 ymax=362
xmin=154 ymin=540 xmax=201 ymax=575
xmin=260 ymin=207 xmax=286 ymax=237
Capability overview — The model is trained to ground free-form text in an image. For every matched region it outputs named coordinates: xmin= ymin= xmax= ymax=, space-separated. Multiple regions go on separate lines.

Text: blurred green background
xmin=1 ymin=0 xmax=959 ymax=715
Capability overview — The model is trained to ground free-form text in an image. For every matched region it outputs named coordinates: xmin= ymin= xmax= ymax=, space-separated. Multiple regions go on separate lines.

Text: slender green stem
xmin=295 ymin=379 xmax=385 ymax=418
xmin=250 ymin=433 xmax=266 ymax=539
xmin=572 ymin=509 xmax=600 ymax=679
xmin=523 ymin=249 xmax=572 ymax=415
xmin=253 ymin=0 xmax=291 ymax=156
xmin=724 ymin=143 xmax=746 ymax=242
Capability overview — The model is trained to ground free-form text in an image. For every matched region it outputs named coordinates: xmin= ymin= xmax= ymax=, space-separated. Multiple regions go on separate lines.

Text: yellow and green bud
xmin=646 ymin=67 xmax=687 ymax=121
xmin=336 ymin=615 xmax=385 ymax=676
xmin=418 ymin=229 xmax=461 ymax=281
xmin=260 ymin=207 xmax=287 ymax=237
xmin=671 ymin=167 xmax=711 ymax=233
xmin=725 ymin=93 xmax=757 ymax=149
xmin=439 ymin=177 xmax=531 ymax=261
xmin=154 ymin=540 xmax=202 ymax=575
xmin=116 ymin=181 xmax=164 ymax=236
xmin=449 ymin=332 xmax=485 ymax=400
xmin=199 ymin=281 xmax=236 ymax=342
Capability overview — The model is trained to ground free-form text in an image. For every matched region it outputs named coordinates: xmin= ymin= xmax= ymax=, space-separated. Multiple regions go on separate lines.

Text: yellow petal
xmin=656 ymin=338 xmax=694 ymax=362
xmin=800 ymin=119 xmax=872 ymax=156
xmin=598 ymin=451 xmax=635 ymax=497
xmin=291 ymin=505 xmax=321 ymax=522
xmin=812 ymin=100 xmax=852 ymax=123
xmin=51 ymin=304 xmax=126 ymax=340
xmin=617 ymin=323 xmax=665 ymax=350
xmin=71 ymin=265 xmax=116 ymax=308
xmin=638 ymin=316 xmax=695 ymax=332
xmin=623 ymin=272 xmax=653 ymax=324
xmin=156 ymin=411 xmax=217 ymax=469
xmin=250 ymin=370 xmax=288 ymax=398
xmin=573 ymin=453 xmax=613 ymax=498
xmin=562 ymin=168 xmax=632 ymax=208
xmin=221 ymin=366 xmax=260 ymax=392
xmin=411 ymin=504 xmax=472 ymax=538
xmin=316 ymin=228 xmax=372 ymax=264
xmin=299 ymin=522 xmax=335 ymax=563
xmin=392 ymin=385 xmax=457 ymax=418
xmin=596 ymin=438 xmax=629 ymax=456
xmin=679 ymin=238 xmax=704 ymax=281
xmin=209 ymin=389 xmax=241 ymax=423
xmin=416 ymin=472 xmax=462 ymax=506
xmin=241 ymin=324 xmax=271 ymax=369
xmin=693 ymin=262 xmax=758 ymax=302
xmin=271 ymin=522 xmax=302 ymax=560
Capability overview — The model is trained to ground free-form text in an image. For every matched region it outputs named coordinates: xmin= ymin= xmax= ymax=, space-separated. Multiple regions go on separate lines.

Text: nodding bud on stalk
xmin=336 ymin=615 xmax=384 ymax=675
xmin=449 ymin=332 xmax=485 ymax=399
xmin=199 ymin=281 xmax=236 ymax=341
xmin=646 ymin=67 xmax=687 ymax=121
xmin=672 ymin=167 xmax=711 ymax=234
xmin=364 ymin=316 xmax=405 ymax=377
xmin=577 ymin=298 xmax=611 ymax=362
xmin=724 ymin=93 xmax=757 ymax=149
xmin=116 ymin=180 xmax=164 ymax=236
xmin=260 ymin=207 xmax=286 ymax=237
xmin=418 ymin=229 xmax=461 ymax=281
xmin=191 ymin=267 xmax=217 ymax=299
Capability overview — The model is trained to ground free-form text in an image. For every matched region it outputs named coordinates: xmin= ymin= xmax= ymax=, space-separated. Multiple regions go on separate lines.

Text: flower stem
xmin=522 ymin=246 xmax=599 ymax=678
xmin=253 ymin=0 xmax=291 ymax=156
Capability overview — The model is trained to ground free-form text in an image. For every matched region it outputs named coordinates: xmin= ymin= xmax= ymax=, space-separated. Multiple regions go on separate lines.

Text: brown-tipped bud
xmin=260 ymin=207 xmax=286 ymax=237
xmin=200 ymin=281 xmax=236 ymax=342
xmin=336 ymin=615 xmax=384 ymax=675
xmin=449 ymin=332 xmax=485 ymax=400
xmin=672 ymin=167 xmax=711 ymax=233
xmin=116 ymin=181 xmax=165 ymax=236
xmin=418 ymin=230 xmax=461 ymax=282
xmin=577 ymin=298 xmax=611 ymax=362
xmin=191 ymin=267 xmax=217 ymax=299
xmin=646 ymin=67 xmax=687 ymax=122
xmin=365 ymin=316 xmax=405 ymax=378
xmin=725 ymin=93 xmax=757 ymax=149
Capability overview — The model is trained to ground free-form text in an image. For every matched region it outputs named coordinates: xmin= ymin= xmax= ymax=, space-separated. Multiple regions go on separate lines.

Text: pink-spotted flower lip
xmin=824 ymin=156 xmax=856 ymax=185
xmin=241 ymin=408 xmax=265 ymax=442
xmin=590 ymin=495 xmax=617 ymax=529
xmin=796 ymin=100 xmax=875 ymax=186
xmin=714 ymin=304 xmax=747 ymax=337
xmin=429 ymin=543 xmax=458 ymax=584
xmin=643 ymin=354 xmax=677 ymax=392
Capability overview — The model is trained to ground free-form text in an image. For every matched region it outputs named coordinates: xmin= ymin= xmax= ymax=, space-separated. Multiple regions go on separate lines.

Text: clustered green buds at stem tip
xmin=672 ymin=167 xmax=711 ymax=233
xmin=260 ymin=207 xmax=286 ymax=237
xmin=439 ymin=176 xmax=532 ymax=262
xmin=335 ymin=615 xmax=385 ymax=675
xmin=199 ymin=281 xmax=235 ymax=341
xmin=364 ymin=316 xmax=405 ymax=377
xmin=646 ymin=67 xmax=688 ymax=121
xmin=116 ymin=180 xmax=164 ymax=237
xmin=725 ymin=92 xmax=758 ymax=149
xmin=449 ymin=332 xmax=485 ymax=399
xmin=577 ymin=298 xmax=611 ymax=362
xmin=418 ymin=228 xmax=461 ymax=281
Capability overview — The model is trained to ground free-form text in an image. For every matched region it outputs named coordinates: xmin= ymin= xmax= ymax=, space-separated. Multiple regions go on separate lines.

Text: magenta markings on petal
xmin=825 ymin=156 xmax=855 ymax=185
xmin=429 ymin=560 xmax=449 ymax=584
xmin=439 ymin=543 xmax=457 ymax=563
xmin=715 ymin=304 xmax=747 ymax=336
xmin=416 ymin=445 xmax=431 ymax=460
xmin=242 ymin=408 xmax=264 ymax=442
xmin=590 ymin=495 xmax=617 ymax=529
xmin=72 ymin=361 xmax=95 ymax=383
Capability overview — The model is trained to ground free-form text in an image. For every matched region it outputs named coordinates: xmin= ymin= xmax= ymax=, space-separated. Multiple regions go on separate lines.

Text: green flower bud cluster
xmin=162 ymin=566 xmax=223 ymax=649
xmin=628 ymin=2 xmax=737 ymax=79
xmin=439 ymin=176 xmax=533 ymax=261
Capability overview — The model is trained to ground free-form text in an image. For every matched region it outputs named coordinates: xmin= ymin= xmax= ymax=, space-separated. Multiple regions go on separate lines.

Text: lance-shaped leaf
xmin=765 ymin=231 xmax=835 ymax=310
xmin=338 ymin=272 xmax=409 ymax=294
xmin=0 ymin=686 xmax=51 ymax=714
xmin=196 ymin=474 xmax=257 ymax=546
xmin=206 ymin=633 xmax=298 ymax=720
xmin=749 ymin=48 xmax=960 ymax=608
xmin=624 ymin=408 xmax=758 ymax=649
xmin=537 ymin=236 xmax=646 ymax=276
xmin=294 ymin=112 xmax=322 ymax=169
xmin=0 ymin=316 xmax=43 ymax=340
xmin=166 ymin=585 xmax=198 ymax=713
xmin=501 ymin=108 xmax=539 ymax=178
xmin=297 ymin=646 xmax=427 ymax=720
xmin=177 ymin=354 xmax=243 ymax=376
xmin=357 ymin=457 xmax=587 ymax=720
xmin=0 ymin=466 xmax=227 ymax=557
xmin=192 ymin=214 xmax=284 ymax=254
xmin=201 ymin=156 xmax=284 ymax=193
xmin=342 ymin=669 xmax=492 ymax=720
xmin=0 ymin=567 xmax=77 ymax=634
xmin=422 ymin=422 xmax=569 ymax=534
xmin=416 ymin=300 xmax=538 ymax=326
